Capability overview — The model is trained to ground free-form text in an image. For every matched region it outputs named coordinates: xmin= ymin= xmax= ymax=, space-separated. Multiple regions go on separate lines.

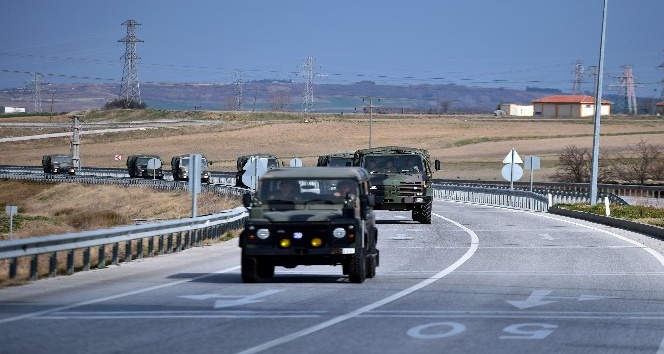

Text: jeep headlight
xmin=332 ymin=227 xmax=346 ymax=238
xmin=256 ymin=228 xmax=270 ymax=240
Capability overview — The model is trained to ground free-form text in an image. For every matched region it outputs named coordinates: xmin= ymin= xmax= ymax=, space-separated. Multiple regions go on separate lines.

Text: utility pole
xmin=30 ymin=72 xmax=45 ymax=112
xmin=70 ymin=115 xmax=81 ymax=172
xmin=590 ymin=0 xmax=608 ymax=205
xmin=234 ymin=69 xmax=245 ymax=111
xmin=363 ymin=97 xmax=379 ymax=148
xmin=571 ymin=60 xmax=584 ymax=95
xmin=118 ymin=19 xmax=143 ymax=107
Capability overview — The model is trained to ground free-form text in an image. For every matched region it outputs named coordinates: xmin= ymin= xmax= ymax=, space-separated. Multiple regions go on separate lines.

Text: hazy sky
xmin=1 ymin=0 xmax=662 ymax=97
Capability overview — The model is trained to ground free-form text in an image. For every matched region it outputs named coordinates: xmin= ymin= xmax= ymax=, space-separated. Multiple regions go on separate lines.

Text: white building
xmin=532 ymin=95 xmax=611 ymax=118
xmin=499 ymin=103 xmax=534 ymax=117
xmin=0 ymin=106 xmax=26 ymax=114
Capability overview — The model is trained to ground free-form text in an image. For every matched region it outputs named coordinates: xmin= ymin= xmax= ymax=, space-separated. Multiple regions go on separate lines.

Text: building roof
xmin=656 ymin=102 xmax=664 ymax=106
xmin=532 ymin=95 xmax=612 ymax=104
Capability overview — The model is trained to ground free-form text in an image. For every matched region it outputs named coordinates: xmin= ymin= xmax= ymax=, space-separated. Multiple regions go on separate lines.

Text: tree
xmin=606 ymin=140 xmax=664 ymax=184
xmin=103 ymin=98 xmax=146 ymax=110
xmin=550 ymin=145 xmax=610 ymax=183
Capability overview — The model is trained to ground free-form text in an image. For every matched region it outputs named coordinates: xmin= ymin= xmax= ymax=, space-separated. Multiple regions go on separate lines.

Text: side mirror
xmin=434 ymin=159 xmax=441 ymax=171
xmin=242 ymin=193 xmax=252 ymax=208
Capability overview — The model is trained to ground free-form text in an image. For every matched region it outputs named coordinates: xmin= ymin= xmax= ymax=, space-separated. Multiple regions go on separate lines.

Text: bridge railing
xmin=0 ymin=207 xmax=248 ymax=282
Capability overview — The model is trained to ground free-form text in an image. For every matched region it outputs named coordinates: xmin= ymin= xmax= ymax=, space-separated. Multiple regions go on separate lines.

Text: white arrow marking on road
xmin=507 ymin=290 xmax=556 ymax=309
xmin=508 ymin=290 xmax=614 ymax=309
xmin=539 ymin=234 xmax=558 ymax=240
xmin=179 ymin=290 xmax=283 ymax=309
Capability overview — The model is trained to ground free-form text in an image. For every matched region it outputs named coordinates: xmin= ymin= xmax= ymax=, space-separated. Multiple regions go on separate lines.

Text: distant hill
xmin=0 ymin=81 xmax=655 ymax=114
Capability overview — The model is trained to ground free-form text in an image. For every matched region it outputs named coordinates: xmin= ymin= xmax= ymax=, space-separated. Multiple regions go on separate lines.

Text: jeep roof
xmin=260 ymin=167 xmax=369 ymax=182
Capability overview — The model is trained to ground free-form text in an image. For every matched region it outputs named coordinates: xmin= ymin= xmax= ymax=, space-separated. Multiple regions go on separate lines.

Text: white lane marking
xmin=234 ymin=212 xmax=479 ymax=354
xmin=531 ymin=212 xmax=664 ymax=269
xmin=0 ymin=266 xmax=240 ymax=324
xmin=539 ymin=233 xmax=558 ymax=240
xmin=658 ymin=336 xmax=664 ymax=354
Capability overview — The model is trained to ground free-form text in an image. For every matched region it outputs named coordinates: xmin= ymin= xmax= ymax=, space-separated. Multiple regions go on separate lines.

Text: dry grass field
xmin=2 ymin=110 xmax=663 ymax=181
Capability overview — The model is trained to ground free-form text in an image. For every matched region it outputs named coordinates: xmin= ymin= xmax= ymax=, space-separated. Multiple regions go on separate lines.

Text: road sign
xmin=501 ymin=164 xmax=523 ymax=181
xmin=503 ymin=149 xmax=523 ymax=164
xmin=524 ymin=156 xmax=541 ymax=170
xmin=241 ymin=157 xmax=269 ymax=190
xmin=290 ymin=158 xmax=302 ymax=167
xmin=146 ymin=158 xmax=161 ymax=170
xmin=114 ymin=154 xmax=122 ymax=161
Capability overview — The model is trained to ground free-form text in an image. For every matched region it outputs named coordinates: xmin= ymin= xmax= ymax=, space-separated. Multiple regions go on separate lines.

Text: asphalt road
xmin=1 ymin=200 xmax=663 ymax=354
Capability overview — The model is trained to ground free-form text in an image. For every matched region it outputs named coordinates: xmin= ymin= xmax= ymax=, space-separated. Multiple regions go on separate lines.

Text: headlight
xmin=256 ymin=228 xmax=270 ymax=240
xmin=332 ymin=227 xmax=346 ymax=238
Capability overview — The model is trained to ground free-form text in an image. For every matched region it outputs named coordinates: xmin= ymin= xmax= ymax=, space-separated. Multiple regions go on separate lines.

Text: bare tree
xmin=268 ymin=88 xmax=291 ymax=112
xmin=606 ymin=140 xmax=664 ymax=184
xmin=550 ymin=145 xmax=592 ymax=183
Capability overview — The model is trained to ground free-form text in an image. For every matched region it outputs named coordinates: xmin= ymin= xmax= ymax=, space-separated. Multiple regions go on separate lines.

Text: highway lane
xmin=0 ymin=200 xmax=663 ymax=354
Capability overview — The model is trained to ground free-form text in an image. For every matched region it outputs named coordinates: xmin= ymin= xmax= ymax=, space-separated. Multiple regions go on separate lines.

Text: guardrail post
xmin=67 ymin=250 xmax=75 ymax=275
xmin=125 ymin=241 xmax=132 ymax=262
xmin=148 ymin=237 xmax=154 ymax=257
xmin=9 ymin=258 xmax=17 ymax=279
xmin=112 ymin=243 xmax=119 ymax=265
xmin=83 ymin=247 xmax=91 ymax=271
xmin=137 ymin=238 xmax=144 ymax=260
xmin=158 ymin=235 xmax=165 ymax=255
xmin=176 ymin=233 xmax=182 ymax=253
xmin=98 ymin=244 xmax=106 ymax=269
xmin=49 ymin=252 xmax=57 ymax=277
xmin=30 ymin=254 xmax=38 ymax=281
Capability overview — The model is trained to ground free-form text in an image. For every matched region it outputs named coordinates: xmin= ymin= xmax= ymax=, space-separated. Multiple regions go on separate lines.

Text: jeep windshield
xmin=258 ymin=178 xmax=357 ymax=207
xmin=180 ymin=157 xmax=208 ymax=170
xmin=362 ymin=155 xmax=423 ymax=174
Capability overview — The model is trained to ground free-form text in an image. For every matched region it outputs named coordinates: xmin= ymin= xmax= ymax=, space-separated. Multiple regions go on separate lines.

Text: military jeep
xmin=41 ymin=154 xmax=75 ymax=174
xmin=317 ymin=151 xmax=355 ymax=167
xmin=239 ymin=167 xmax=379 ymax=283
xmin=126 ymin=154 xmax=164 ymax=179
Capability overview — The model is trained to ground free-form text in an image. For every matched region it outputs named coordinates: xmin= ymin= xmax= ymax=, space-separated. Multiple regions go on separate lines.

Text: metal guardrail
xmin=0 ymin=207 xmax=248 ymax=281
xmin=433 ymin=184 xmax=550 ymax=211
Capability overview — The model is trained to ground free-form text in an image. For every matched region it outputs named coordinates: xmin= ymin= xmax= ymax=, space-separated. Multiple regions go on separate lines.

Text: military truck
xmin=353 ymin=146 xmax=440 ymax=224
xmin=239 ymin=167 xmax=379 ymax=283
xmin=171 ymin=154 xmax=211 ymax=183
xmin=235 ymin=153 xmax=281 ymax=188
xmin=41 ymin=154 xmax=76 ymax=174
xmin=126 ymin=154 xmax=164 ymax=179
xmin=317 ymin=151 xmax=355 ymax=167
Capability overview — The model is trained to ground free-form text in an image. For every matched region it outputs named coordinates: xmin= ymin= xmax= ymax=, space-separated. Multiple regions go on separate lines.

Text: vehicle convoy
xmin=235 ymin=153 xmax=281 ymax=188
xmin=41 ymin=154 xmax=75 ymax=174
xmin=126 ymin=154 xmax=164 ymax=179
xmin=171 ymin=154 xmax=211 ymax=183
xmin=353 ymin=146 xmax=440 ymax=224
xmin=317 ymin=151 xmax=355 ymax=167
xmin=239 ymin=167 xmax=379 ymax=283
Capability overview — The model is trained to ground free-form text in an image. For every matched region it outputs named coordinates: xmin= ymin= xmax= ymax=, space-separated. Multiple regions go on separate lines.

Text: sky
xmin=1 ymin=0 xmax=662 ymax=98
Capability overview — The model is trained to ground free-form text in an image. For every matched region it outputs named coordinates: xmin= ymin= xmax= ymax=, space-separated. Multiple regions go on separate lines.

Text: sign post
xmin=5 ymin=205 xmax=17 ymax=240
xmin=146 ymin=158 xmax=161 ymax=181
xmin=524 ymin=156 xmax=541 ymax=192
xmin=502 ymin=148 xmax=523 ymax=189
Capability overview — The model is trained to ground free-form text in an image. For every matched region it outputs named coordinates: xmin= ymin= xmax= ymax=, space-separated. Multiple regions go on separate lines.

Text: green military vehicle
xmin=235 ymin=153 xmax=281 ymax=188
xmin=317 ymin=151 xmax=355 ymax=167
xmin=126 ymin=154 xmax=164 ymax=179
xmin=171 ymin=154 xmax=211 ymax=183
xmin=353 ymin=146 xmax=440 ymax=224
xmin=239 ymin=167 xmax=379 ymax=283
xmin=41 ymin=154 xmax=76 ymax=174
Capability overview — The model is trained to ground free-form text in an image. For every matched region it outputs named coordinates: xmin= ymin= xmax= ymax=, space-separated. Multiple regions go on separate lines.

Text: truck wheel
xmin=241 ymin=256 xmax=259 ymax=283
xmin=348 ymin=249 xmax=366 ymax=283
xmin=412 ymin=208 xmax=421 ymax=223
xmin=257 ymin=260 xmax=275 ymax=279
xmin=419 ymin=202 xmax=432 ymax=224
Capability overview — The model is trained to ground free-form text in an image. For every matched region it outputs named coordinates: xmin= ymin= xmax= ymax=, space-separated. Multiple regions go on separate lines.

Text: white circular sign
xmin=501 ymin=164 xmax=523 ymax=182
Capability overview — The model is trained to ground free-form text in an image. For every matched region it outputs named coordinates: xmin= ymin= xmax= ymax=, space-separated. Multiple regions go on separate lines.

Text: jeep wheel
xmin=419 ymin=202 xmax=432 ymax=224
xmin=366 ymin=251 xmax=377 ymax=279
xmin=257 ymin=260 xmax=275 ymax=279
xmin=348 ymin=249 xmax=366 ymax=283
xmin=241 ymin=256 xmax=259 ymax=283
xmin=412 ymin=208 xmax=421 ymax=223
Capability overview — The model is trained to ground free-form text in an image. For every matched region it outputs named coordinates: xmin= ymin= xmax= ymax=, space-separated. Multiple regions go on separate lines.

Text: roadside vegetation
xmin=555 ymin=203 xmax=664 ymax=228
xmin=0 ymin=180 xmax=241 ymax=240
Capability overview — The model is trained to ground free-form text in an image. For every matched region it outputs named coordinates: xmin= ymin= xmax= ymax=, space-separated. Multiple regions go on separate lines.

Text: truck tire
xmin=348 ymin=249 xmax=366 ymax=283
xmin=366 ymin=251 xmax=377 ymax=279
xmin=419 ymin=202 xmax=432 ymax=224
xmin=241 ymin=256 xmax=259 ymax=283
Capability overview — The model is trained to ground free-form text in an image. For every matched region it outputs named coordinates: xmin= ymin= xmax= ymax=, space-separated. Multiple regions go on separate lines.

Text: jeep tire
xmin=348 ymin=248 xmax=366 ymax=283
xmin=241 ymin=256 xmax=259 ymax=283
